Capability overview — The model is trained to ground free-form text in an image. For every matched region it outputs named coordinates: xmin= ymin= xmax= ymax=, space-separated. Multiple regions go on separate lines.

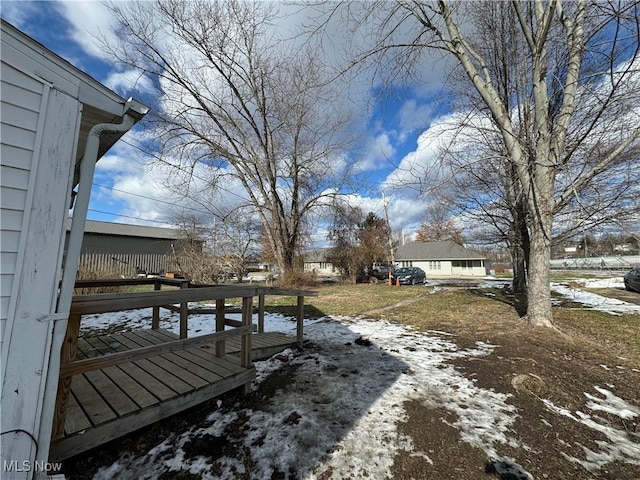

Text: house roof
xmin=395 ymin=241 xmax=486 ymax=261
xmin=66 ymin=219 xmax=183 ymax=240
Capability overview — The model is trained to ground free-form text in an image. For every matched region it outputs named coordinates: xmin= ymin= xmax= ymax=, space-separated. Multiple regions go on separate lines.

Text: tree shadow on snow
xmin=63 ymin=309 xmax=412 ymax=479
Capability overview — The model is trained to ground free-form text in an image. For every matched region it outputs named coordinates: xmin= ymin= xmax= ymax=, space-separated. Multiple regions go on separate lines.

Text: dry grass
xmin=294 ymin=284 xmax=640 ymax=367
xmin=306 ymin=283 xmax=429 ymax=317
xmin=554 ymin=307 xmax=640 ymax=365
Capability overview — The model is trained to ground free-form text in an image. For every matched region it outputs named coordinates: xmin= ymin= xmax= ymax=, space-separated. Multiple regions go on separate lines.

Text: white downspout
xmin=32 ymin=114 xmax=138 ymax=479
xmin=33 ymin=114 xmax=139 ymax=479
xmin=57 ymin=113 xmax=136 ymax=311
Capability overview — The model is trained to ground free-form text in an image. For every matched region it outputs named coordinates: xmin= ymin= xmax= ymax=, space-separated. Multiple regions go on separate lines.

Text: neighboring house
xmin=395 ymin=240 xmax=488 ymax=277
xmin=65 ymin=219 xmax=195 ymax=276
xmin=1 ymin=19 xmax=148 ymax=477
xmin=303 ymin=249 xmax=336 ymax=275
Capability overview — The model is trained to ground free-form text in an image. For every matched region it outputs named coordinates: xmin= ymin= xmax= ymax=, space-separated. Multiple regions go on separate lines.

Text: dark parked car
xmin=624 ymin=268 xmax=640 ymax=293
xmin=391 ymin=267 xmax=426 ymax=285
xmin=371 ymin=265 xmax=393 ymax=281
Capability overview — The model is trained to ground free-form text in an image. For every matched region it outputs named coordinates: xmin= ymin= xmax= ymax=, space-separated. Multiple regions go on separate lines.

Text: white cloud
xmin=53 ymin=0 xmax=118 ymax=61
xmin=357 ymin=133 xmax=396 ymax=172
xmin=398 ymin=100 xmax=434 ymax=135
xmin=382 ymin=110 xmax=495 ymax=195
xmin=1 ymin=1 xmax=38 ymax=31
xmin=103 ymin=70 xmax=157 ymax=97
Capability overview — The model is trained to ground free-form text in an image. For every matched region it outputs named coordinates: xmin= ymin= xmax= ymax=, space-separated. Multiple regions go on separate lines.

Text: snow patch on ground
xmin=542 ymin=387 xmax=640 ymax=472
xmin=80 ymin=291 xmax=639 ymax=479
xmin=573 ymin=277 xmax=626 ymax=289
xmin=550 ymin=282 xmax=640 ymax=315
xmin=91 ymin=316 xmax=531 ymax=479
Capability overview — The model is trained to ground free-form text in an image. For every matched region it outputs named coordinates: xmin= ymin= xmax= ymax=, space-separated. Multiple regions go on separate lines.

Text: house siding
xmin=1 ymin=78 xmax=81 ymax=476
xmin=0 ymin=59 xmax=46 ymax=346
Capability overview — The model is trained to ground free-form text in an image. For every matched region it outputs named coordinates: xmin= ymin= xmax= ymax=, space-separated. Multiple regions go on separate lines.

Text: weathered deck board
xmin=159 ymin=352 xmax=222 ymax=385
xmin=116 ymin=362 xmax=177 ymax=402
xmin=100 ymin=365 xmax=159 ymax=409
xmin=71 ymin=375 xmax=116 ymax=427
xmin=51 ymin=369 xmax=255 ymax=462
xmin=83 ymin=370 xmax=138 ymax=417
xmin=51 ymin=329 xmax=297 ymax=462
xmin=64 ymin=394 xmax=91 ymax=435
xmin=134 ymin=358 xmax=194 ymax=395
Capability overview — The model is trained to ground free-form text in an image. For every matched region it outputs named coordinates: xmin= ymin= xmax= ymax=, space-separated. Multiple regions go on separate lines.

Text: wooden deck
xmin=49 ymin=328 xmax=298 ymax=461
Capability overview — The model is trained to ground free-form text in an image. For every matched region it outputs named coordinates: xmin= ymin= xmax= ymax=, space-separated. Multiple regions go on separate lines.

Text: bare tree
xmin=104 ymin=0 xmax=354 ymax=273
xmin=340 ymin=0 xmax=640 ymax=326
xmin=415 ymin=203 xmax=465 ymax=245
xmin=171 ymin=207 xmax=260 ymax=283
xmin=215 ymin=211 xmax=262 ymax=282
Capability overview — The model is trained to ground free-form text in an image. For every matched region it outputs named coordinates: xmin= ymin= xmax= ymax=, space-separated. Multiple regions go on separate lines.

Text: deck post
xmin=296 ymin=296 xmax=305 ymax=347
xmin=52 ymin=313 xmax=82 ymax=439
xmin=215 ymin=298 xmax=226 ymax=357
xmin=152 ymin=279 xmax=160 ymax=329
xmin=179 ymin=301 xmax=188 ymax=339
xmin=241 ymin=295 xmax=253 ymax=394
xmin=258 ymin=292 xmax=265 ymax=333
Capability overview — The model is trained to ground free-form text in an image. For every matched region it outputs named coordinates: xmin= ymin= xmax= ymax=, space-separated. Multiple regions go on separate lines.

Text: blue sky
xmin=1 ymin=1 xmax=451 ymax=245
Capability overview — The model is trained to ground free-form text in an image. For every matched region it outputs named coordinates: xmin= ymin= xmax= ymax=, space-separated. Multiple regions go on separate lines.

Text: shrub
xmin=275 ymin=270 xmax=318 ymax=288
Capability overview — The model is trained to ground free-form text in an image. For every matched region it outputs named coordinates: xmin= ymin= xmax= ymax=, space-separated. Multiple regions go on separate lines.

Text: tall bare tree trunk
xmin=526 ymin=215 xmax=553 ymax=327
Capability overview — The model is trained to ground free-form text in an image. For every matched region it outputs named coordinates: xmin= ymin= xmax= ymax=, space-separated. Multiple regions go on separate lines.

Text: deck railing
xmin=52 ymin=281 xmax=316 ymax=439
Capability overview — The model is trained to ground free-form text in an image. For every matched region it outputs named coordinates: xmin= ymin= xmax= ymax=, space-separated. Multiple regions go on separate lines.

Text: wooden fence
xmin=77 ymin=252 xmax=183 ymax=277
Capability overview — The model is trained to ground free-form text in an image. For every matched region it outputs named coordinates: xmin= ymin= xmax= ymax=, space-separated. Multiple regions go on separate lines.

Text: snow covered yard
xmin=63 ymin=282 xmax=640 ymax=479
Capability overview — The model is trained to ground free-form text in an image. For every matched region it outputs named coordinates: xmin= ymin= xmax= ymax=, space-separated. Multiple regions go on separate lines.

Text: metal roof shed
xmin=1 ymin=19 xmax=148 ymax=478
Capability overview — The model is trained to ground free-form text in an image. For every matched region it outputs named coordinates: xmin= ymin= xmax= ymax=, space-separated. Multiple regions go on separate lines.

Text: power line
xmin=116 ymin=138 xmax=251 ymax=203
xmin=93 ymin=183 xmax=216 ymax=218
xmin=88 ymin=208 xmax=170 ymax=225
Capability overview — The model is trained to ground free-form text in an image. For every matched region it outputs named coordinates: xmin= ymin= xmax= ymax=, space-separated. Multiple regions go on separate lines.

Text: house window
xmin=401 ymin=261 xmax=413 ymax=267
xmin=428 ymin=261 xmax=441 ymax=270
xmin=319 ymin=262 xmax=328 ymax=269
xmin=453 ymin=260 xmax=472 ymax=269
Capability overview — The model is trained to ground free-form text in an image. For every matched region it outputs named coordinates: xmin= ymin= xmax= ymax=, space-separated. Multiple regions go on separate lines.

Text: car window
xmin=396 ymin=268 xmax=410 ymax=274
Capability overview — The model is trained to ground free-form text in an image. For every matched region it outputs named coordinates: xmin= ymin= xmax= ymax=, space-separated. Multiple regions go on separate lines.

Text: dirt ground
xmin=391 ymin=321 xmax=639 ymax=479
xmin=62 ymin=286 xmax=640 ymax=480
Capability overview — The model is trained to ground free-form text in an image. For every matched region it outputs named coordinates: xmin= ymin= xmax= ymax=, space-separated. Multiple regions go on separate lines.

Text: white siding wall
xmin=304 ymin=261 xmax=335 ymax=275
xmin=412 ymin=260 xmax=485 ymax=277
xmin=1 ymin=55 xmax=81 ymax=476
xmin=0 ymin=61 xmax=46 ymax=345
xmin=413 ymin=260 xmax=454 ymax=276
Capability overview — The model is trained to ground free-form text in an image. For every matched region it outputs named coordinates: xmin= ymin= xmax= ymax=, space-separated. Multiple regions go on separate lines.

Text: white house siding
xmin=411 ymin=260 xmax=485 ymax=277
xmin=1 ymin=54 xmax=82 ymax=476
xmin=304 ymin=262 xmax=335 ymax=275
xmin=0 ymin=60 xmax=47 ymax=349
xmin=414 ymin=260 xmax=453 ymax=276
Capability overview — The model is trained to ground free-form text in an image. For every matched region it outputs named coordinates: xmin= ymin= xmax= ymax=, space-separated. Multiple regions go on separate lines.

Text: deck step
xmin=49 ymin=329 xmax=297 ymax=461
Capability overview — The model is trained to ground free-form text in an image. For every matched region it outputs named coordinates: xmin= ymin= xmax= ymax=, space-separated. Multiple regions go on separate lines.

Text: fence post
xmin=258 ymin=291 xmax=265 ymax=333
xmin=179 ymin=301 xmax=188 ymax=339
xmin=215 ymin=298 xmax=226 ymax=357
xmin=241 ymin=295 xmax=253 ymax=394
xmin=152 ymin=279 xmax=160 ymax=329
xmin=52 ymin=313 xmax=81 ymax=439
xmin=297 ymin=295 xmax=305 ymax=347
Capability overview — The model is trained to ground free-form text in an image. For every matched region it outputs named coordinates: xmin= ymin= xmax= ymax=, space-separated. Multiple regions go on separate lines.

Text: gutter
xmin=58 ymin=99 xmax=149 ymax=312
